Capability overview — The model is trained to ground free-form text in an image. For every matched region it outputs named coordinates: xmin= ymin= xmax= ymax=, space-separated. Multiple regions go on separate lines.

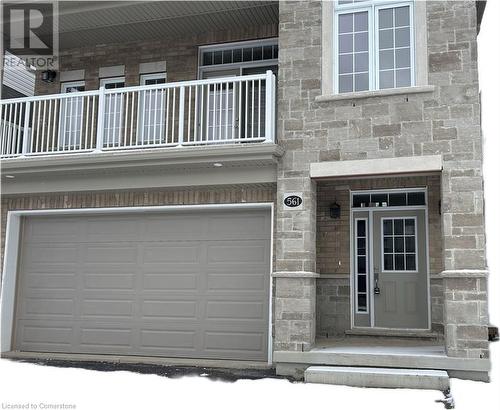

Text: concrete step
xmin=304 ymin=366 xmax=449 ymax=390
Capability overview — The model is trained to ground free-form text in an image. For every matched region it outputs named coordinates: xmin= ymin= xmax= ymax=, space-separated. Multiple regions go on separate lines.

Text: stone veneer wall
xmin=315 ymin=175 xmax=444 ymax=337
xmin=275 ymin=0 xmax=488 ymax=359
xmin=35 ymin=25 xmax=277 ymax=95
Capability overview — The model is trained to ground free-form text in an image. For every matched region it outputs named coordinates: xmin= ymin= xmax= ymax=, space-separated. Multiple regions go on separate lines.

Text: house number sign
xmin=283 ymin=192 xmax=303 ymax=210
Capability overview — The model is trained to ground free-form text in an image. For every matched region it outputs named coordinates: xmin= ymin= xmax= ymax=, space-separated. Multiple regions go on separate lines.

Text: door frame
xmin=59 ymin=80 xmax=86 ymax=148
xmin=1 ymin=202 xmax=275 ymax=364
xmin=349 ymin=187 xmax=431 ymax=331
xmin=137 ymin=72 xmax=167 ymax=144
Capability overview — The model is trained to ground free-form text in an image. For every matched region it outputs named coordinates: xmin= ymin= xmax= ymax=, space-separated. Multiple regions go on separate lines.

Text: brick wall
xmin=36 ymin=25 xmax=277 ymax=95
xmin=0 ymin=185 xmax=276 ymax=270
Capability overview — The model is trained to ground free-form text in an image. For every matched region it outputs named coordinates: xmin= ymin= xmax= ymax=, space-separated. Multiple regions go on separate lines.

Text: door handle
xmin=374 ymin=267 xmax=381 ymax=295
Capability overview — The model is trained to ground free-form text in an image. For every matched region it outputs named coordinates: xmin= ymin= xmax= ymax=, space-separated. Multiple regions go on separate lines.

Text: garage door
xmin=13 ymin=208 xmax=271 ymax=361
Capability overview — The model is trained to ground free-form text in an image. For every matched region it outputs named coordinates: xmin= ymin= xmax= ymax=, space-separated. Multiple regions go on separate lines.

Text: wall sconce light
xmin=330 ymin=202 xmax=341 ymax=219
xmin=41 ymin=70 xmax=57 ymax=83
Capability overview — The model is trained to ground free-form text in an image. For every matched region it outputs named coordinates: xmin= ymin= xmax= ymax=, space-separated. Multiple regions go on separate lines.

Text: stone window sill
xmin=315 ymin=85 xmax=435 ymax=103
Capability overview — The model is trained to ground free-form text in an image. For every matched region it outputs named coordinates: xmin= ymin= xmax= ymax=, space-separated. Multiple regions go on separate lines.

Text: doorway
xmin=351 ymin=189 xmax=430 ymax=330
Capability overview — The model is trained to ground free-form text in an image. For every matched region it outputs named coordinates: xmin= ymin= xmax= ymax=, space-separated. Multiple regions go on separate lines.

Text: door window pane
xmin=382 ymin=217 xmax=417 ymax=272
xmin=356 ymin=219 xmax=368 ymax=313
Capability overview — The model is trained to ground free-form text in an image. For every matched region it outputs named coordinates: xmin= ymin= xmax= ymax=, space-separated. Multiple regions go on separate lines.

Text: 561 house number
xmin=283 ymin=193 xmax=303 ymax=210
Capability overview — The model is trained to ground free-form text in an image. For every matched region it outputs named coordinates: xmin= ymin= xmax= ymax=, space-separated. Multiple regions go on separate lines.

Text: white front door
xmin=138 ymin=73 xmax=167 ymax=144
xmin=100 ymin=77 xmax=125 ymax=147
xmin=59 ymin=81 xmax=85 ymax=149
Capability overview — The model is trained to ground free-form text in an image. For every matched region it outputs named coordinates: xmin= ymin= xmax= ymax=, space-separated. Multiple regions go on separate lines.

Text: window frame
xmin=380 ymin=216 xmax=419 ymax=273
xmin=333 ymin=0 xmax=415 ymax=94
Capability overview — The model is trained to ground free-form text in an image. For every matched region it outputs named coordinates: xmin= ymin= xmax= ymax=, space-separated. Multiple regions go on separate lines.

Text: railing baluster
xmin=219 ymin=81 xmax=223 ymax=142
xmin=159 ymin=89 xmax=165 ymax=145
xmin=165 ymin=88 xmax=170 ymax=144
xmin=171 ymin=88 xmax=176 ymax=143
xmin=12 ymin=103 xmax=19 ymax=155
xmin=251 ymin=79 xmax=255 ymax=139
xmin=258 ymin=79 xmax=262 ymax=139
xmin=187 ymin=86 xmax=192 ymax=143
xmin=232 ymin=80 xmax=236 ymax=141
xmin=52 ymin=99 xmax=58 ymax=152
xmin=178 ymin=86 xmax=185 ymax=146
xmin=95 ymin=86 xmax=106 ymax=151
xmin=22 ymin=101 xmax=31 ymax=155
xmin=46 ymin=100 xmax=52 ymax=152
xmin=147 ymin=90 xmax=152 ymax=145
xmin=194 ymin=85 xmax=199 ymax=143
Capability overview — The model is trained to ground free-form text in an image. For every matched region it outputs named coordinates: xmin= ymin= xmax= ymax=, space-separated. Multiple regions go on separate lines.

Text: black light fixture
xmin=330 ymin=202 xmax=341 ymax=219
xmin=41 ymin=70 xmax=57 ymax=83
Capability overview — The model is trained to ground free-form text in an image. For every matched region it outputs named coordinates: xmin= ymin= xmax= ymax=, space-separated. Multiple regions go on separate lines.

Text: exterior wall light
xmin=330 ymin=202 xmax=341 ymax=219
xmin=41 ymin=70 xmax=57 ymax=83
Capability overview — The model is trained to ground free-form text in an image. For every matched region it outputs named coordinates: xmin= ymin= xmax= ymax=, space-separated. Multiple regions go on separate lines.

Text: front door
xmin=372 ymin=210 xmax=428 ymax=329
xmin=352 ymin=198 xmax=429 ymax=330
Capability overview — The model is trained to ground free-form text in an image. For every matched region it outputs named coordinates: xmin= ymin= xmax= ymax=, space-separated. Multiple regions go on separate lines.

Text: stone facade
xmin=274 ymin=0 xmax=489 ymax=361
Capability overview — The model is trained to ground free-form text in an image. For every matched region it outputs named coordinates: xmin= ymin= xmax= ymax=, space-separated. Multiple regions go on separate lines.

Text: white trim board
xmin=310 ymin=155 xmax=442 ymax=179
xmin=0 ymin=203 xmax=275 ymax=365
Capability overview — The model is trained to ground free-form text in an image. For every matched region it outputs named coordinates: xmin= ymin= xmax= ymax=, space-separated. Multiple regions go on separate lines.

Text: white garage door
xmin=13 ymin=208 xmax=271 ymax=361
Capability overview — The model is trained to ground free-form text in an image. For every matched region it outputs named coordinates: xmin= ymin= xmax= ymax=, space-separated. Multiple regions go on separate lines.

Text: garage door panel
xmin=140 ymin=329 xmax=197 ymax=350
xmin=84 ymin=273 xmax=135 ymax=290
xmin=16 ymin=321 xmax=73 ymax=350
xmin=207 ymin=273 xmax=266 ymax=291
xmin=143 ymin=243 xmax=201 ymax=264
xmin=206 ymin=300 xmax=265 ymax=320
xmin=206 ymin=213 xmax=269 ymax=240
xmin=142 ymin=272 xmax=200 ymax=291
xmin=15 ymin=209 xmax=271 ymax=361
xmin=81 ymin=299 xmax=134 ymax=319
xmin=26 ymin=219 xmax=80 ymax=242
xmin=25 ymin=244 xmax=79 ymax=264
xmin=203 ymin=331 xmax=265 ymax=352
xmin=80 ymin=327 xmax=133 ymax=348
xmin=143 ymin=216 xmax=204 ymax=240
xmin=23 ymin=273 xmax=77 ymax=290
xmin=84 ymin=245 xmax=138 ymax=264
xmin=86 ymin=218 xmax=140 ymax=242
xmin=207 ymin=242 xmax=268 ymax=263
xmin=141 ymin=300 xmax=198 ymax=319
xmin=23 ymin=297 xmax=75 ymax=318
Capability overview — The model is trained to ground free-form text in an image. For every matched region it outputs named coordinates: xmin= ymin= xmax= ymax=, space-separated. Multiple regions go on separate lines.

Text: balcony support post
xmin=265 ymin=70 xmax=275 ymax=143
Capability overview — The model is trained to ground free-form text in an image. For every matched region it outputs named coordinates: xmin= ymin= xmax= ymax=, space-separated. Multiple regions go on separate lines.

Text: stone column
xmin=443 ymin=271 xmax=489 ymax=359
xmin=273 ymin=177 xmax=318 ymax=352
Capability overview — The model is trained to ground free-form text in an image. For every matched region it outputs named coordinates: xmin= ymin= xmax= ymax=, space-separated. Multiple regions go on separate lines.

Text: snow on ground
xmin=0 ymin=344 xmax=498 ymax=410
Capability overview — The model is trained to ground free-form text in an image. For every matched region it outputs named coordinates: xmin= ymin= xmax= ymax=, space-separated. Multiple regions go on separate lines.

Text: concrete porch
xmin=274 ymin=336 xmax=490 ymax=382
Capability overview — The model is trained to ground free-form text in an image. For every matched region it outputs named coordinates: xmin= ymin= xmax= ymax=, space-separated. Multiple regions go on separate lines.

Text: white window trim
xmin=320 ymin=0 xmax=429 ymax=99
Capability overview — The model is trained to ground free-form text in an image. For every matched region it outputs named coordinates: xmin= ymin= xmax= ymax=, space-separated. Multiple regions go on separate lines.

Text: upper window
xmin=335 ymin=0 xmax=414 ymax=93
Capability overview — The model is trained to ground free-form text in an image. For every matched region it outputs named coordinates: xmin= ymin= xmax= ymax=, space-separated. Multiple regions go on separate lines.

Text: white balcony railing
xmin=0 ymin=71 xmax=276 ymax=159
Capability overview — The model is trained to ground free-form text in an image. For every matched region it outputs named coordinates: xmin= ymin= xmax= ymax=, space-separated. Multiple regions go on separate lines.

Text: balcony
xmin=0 ymin=71 xmax=276 ymax=160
